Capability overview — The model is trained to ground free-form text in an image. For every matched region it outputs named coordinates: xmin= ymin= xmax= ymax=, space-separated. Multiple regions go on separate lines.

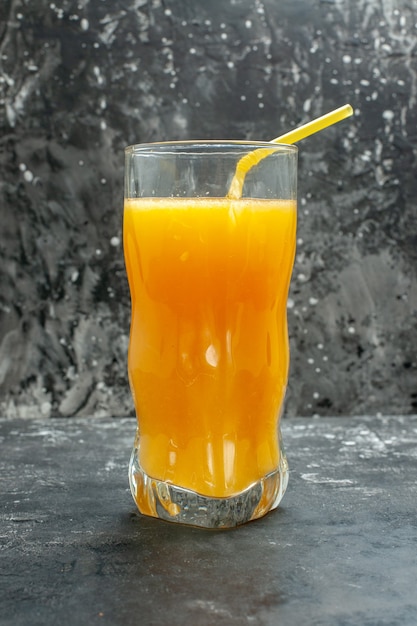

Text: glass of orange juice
xmin=124 ymin=141 xmax=297 ymax=528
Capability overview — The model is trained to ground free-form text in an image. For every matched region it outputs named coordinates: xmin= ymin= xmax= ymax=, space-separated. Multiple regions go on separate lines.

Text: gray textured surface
xmin=1 ymin=0 xmax=417 ymax=417
xmin=1 ymin=415 xmax=417 ymax=625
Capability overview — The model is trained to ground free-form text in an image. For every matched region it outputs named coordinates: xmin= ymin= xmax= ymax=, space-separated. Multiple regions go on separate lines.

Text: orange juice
xmin=124 ymin=196 xmax=296 ymax=498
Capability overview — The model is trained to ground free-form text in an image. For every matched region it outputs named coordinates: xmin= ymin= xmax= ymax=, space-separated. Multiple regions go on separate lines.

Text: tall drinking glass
xmin=124 ymin=141 xmax=297 ymax=528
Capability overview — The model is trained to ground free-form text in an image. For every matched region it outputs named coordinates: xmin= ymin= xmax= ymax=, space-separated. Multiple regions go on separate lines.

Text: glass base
xmin=128 ymin=445 xmax=289 ymax=529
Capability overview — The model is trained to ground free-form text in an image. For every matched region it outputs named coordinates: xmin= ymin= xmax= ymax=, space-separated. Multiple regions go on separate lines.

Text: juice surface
xmin=124 ymin=197 xmax=296 ymax=497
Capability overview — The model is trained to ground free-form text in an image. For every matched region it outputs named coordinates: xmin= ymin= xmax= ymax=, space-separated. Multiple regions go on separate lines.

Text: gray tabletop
xmin=1 ymin=415 xmax=417 ymax=626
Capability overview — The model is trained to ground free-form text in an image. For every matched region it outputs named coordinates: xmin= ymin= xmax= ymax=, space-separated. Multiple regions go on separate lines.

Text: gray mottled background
xmin=1 ymin=0 xmax=416 ymax=418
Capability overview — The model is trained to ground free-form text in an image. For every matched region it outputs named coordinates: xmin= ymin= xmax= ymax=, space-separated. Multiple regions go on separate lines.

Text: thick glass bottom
xmin=128 ymin=441 xmax=289 ymax=529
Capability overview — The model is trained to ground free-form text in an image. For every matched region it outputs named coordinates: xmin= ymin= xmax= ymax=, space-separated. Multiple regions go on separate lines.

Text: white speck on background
xmin=382 ymin=109 xmax=394 ymax=122
xmin=303 ymin=98 xmax=311 ymax=113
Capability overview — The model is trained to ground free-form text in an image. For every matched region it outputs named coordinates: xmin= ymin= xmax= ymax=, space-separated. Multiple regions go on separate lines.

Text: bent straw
xmin=227 ymin=104 xmax=354 ymax=199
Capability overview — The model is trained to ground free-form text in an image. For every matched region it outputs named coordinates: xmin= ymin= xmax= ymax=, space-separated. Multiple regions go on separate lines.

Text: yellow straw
xmin=227 ymin=104 xmax=354 ymax=199
xmin=271 ymin=104 xmax=353 ymax=144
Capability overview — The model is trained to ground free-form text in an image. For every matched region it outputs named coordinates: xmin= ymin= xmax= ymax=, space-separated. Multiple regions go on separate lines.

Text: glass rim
xmin=125 ymin=140 xmax=298 ymax=155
